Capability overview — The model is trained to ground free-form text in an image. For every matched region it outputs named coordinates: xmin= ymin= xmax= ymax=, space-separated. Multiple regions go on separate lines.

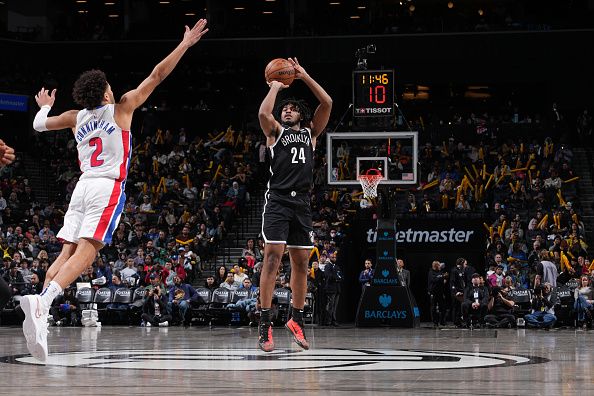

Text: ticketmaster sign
xmin=367 ymin=228 xmax=475 ymax=244
xmin=363 ymin=218 xmax=484 ymax=251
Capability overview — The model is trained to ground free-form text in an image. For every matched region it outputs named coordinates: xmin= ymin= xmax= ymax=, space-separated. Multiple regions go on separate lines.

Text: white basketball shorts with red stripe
xmin=57 ymin=177 xmax=126 ymax=245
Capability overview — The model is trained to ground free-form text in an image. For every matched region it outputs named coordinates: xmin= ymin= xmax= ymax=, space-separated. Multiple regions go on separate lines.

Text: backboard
xmin=326 ymin=131 xmax=418 ymax=186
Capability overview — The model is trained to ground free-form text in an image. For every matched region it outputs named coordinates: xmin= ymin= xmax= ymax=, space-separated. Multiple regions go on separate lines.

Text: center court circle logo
xmin=5 ymin=349 xmax=547 ymax=371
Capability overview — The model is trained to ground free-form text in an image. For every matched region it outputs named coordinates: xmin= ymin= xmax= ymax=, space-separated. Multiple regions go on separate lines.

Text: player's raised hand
xmin=182 ymin=19 xmax=209 ymax=47
xmin=267 ymin=80 xmax=289 ymax=90
xmin=288 ymin=57 xmax=308 ymax=79
xmin=0 ymin=139 xmax=15 ymax=166
xmin=35 ymin=87 xmax=56 ymax=108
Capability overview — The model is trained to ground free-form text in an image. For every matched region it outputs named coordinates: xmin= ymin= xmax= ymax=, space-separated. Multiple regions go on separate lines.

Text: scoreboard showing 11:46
xmin=352 ymin=70 xmax=395 ymax=117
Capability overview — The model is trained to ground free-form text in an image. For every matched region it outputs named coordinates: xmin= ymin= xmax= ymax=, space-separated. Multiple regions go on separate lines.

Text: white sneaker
xmin=145 ymin=322 xmax=152 ymax=327
xmin=159 ymin=321 xmax=169 ymax=327
xmin=20 ymin=295 xmax=49 ymax=362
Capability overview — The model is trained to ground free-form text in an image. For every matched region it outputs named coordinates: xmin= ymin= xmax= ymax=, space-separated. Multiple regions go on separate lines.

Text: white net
xmin=358 ymin=169 xmax=383 ymax=199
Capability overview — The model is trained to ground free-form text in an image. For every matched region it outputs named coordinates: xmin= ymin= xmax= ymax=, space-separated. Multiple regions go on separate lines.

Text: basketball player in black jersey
xmin=257 ymin=57 xmax=332 ymax=352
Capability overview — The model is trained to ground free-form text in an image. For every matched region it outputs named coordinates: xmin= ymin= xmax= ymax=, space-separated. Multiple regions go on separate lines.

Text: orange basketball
xmin=264 ymin=58 xmax=295 ymax=86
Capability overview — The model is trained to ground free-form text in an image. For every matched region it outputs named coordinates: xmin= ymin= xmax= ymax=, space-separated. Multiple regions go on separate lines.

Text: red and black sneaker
xmin=285 ymin=318 xmax=309 ymax=350
xmin=258 ymin=321 xmax=274 ymax=352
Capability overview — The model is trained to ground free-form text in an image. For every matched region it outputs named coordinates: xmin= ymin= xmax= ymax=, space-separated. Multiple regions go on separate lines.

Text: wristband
xmin=33 ymin=105 xmax=51 ymax=132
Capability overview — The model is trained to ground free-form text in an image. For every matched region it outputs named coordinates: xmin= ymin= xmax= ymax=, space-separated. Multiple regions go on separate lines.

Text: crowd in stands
xmin=0 ymin=110 xmax=356 ymax=326
xmin=0 ymin=118 xmax=267 ymax=325
xmin=428 ymin=250 xmax=592 ymax=330
xmin=1 ymin=92 xmax=592 ymax=329
xmin=411 ymin=104 xmax=591 ymax=329
xmin=340 ymin=101 xmax=591 ymax=329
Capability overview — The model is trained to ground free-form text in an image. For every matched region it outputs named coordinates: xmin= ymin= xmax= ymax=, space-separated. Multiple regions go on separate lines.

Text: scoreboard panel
xmin=353 ymin=70 xmax=394 ymax=117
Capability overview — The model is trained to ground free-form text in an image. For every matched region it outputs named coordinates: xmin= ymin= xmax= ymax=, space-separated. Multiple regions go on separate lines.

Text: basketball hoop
xmin=358 ymin=168 xmax=383 ymax=199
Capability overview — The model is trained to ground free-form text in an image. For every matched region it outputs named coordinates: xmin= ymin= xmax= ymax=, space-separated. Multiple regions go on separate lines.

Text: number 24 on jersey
xmin=291 ymin=147 xmax=306 ymax=164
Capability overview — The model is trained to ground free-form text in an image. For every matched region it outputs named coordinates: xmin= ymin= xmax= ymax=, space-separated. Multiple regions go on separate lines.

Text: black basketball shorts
xmin=261 ymin=190 xmax=314 ymax=249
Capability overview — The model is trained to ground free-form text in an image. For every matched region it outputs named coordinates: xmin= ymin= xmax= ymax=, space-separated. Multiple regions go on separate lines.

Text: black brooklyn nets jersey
xmin=268 ymin=126 xmax=314 ymax=192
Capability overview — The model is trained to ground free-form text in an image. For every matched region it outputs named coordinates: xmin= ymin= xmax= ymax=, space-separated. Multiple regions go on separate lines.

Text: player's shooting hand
xmin=182 ymin=19 xmax=209 ymax=47
xmin=267 ymin=80 xmax=289 ymax=90
xmin=35 ymin=87 xmax=56 ymax=108
xmin=0 ymin=139 xmax=15 ymax=166
xmin=287 ymin=57 xmax=308 ymax=79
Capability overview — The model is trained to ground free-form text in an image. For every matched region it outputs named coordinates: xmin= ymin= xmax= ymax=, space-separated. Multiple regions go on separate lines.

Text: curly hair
xmin=275 ymin=98 xmax=312 ymax=126
xmin=72 ymin=69 xmax=108 ymax=109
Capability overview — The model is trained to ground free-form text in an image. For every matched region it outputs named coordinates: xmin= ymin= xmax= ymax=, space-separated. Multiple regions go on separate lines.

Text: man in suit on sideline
xmin=396 ymin=258 xmax=410 ymax=287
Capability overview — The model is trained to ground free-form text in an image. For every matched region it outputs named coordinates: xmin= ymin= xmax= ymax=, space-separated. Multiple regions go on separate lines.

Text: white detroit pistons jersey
xmin=56 ymin=104 xmax=131 ymax=245
xmin=74 ymin=104 xmax=131 ymax=181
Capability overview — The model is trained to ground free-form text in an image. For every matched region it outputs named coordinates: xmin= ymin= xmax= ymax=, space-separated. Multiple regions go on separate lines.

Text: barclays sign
xmin=377 ymin=230 xmax=394 ymax=242
xmin=377 ymin=250 xmax=394 ymax=261
xmin=379 ymin=293 xmax=391 ymax=307
xmin=372 ymin=266 xmax=398 ymax=286
xmin=364 ymin=293 xmax=407 ymax=320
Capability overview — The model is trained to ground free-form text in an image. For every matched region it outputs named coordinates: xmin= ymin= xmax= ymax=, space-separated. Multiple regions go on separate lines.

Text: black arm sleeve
xmin=536 ymin=262 xmax=544 ymax=277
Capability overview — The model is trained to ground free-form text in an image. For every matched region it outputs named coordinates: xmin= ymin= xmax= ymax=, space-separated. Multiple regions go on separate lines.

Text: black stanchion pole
xmin=355 ymin=186 xmax=420 ymax=327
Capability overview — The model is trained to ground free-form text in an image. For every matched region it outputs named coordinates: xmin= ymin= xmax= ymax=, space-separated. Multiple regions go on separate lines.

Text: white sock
xmin=40 ymin=281 xmax=63 ymax=309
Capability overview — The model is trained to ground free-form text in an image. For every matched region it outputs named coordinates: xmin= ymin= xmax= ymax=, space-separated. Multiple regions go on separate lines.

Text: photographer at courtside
xmin=484 ymin=286 xmax=516 ymax=328
xmin=141 ymin=284 xmax=172 ymax=327
xmin=524 ymin=283 xmax=557 ymax=329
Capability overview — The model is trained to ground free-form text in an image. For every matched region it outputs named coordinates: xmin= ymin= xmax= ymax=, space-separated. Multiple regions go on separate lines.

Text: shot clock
xmin=352 ymin=70 xmax=394 ymax=117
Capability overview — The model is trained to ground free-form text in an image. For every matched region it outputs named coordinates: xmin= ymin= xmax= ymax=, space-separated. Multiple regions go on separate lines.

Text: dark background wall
xmin=1 ymin=29 xmax=592 ymax=150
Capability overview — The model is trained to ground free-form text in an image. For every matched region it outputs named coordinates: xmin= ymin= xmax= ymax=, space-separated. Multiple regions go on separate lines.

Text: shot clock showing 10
xmin=353 ymin=70 xmax=395 ymax=117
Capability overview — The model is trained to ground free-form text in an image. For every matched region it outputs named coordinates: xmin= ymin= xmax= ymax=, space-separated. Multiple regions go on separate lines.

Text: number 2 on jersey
xmin=291 ymin=147 xmax=306 ymax=164
xmin=89 ymin=137 xmax=104 ymax=167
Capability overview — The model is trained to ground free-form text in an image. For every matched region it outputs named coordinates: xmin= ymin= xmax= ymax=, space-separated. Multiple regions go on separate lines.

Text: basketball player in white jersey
xmin=22 ymin=19 xmax=208 ymax=361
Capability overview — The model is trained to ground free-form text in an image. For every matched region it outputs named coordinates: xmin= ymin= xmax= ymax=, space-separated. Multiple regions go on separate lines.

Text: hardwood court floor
xmin=0 ymin=324 xmax=590 ymax=395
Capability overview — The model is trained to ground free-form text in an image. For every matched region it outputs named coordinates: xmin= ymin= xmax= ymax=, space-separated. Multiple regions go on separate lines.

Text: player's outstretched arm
xmin=0 ymin=139 xmax=15 ymax=166
xmin=32 ymin=88 xmax=78 ymax=132
xmin=288 ymin=57 xmax=332 ymax=139
xmin=258 ymin=81 xmax=285 ymax=140
xmin=118 ymin=19 xmax=208 ymax=113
